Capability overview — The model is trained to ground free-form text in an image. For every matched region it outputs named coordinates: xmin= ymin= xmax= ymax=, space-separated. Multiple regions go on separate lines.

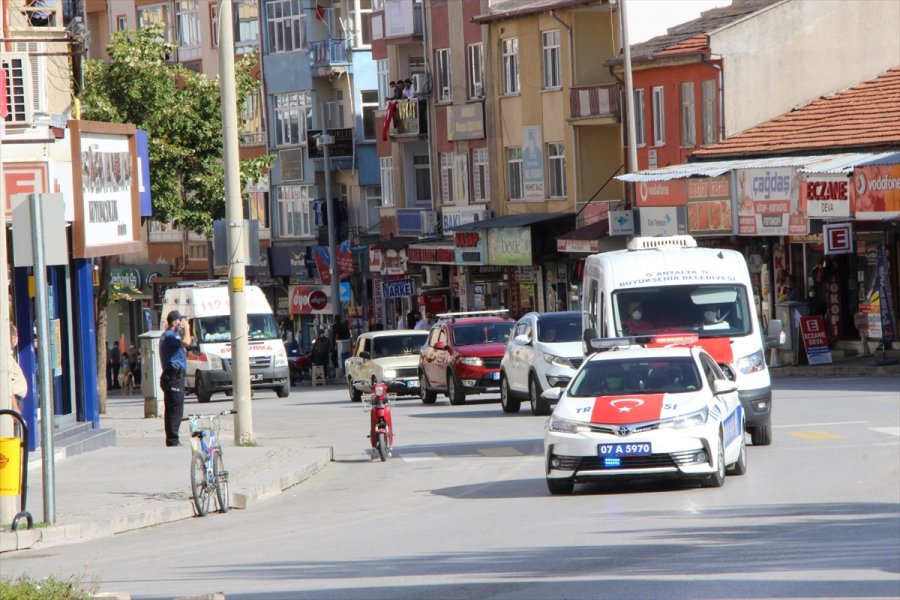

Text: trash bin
xmin=775 ymin=301 xmax=810 ymax=363
xmin=139 ymin=330 xmax=165 ymax=418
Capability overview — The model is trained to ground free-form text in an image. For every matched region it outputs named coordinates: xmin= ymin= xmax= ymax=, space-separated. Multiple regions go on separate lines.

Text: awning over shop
xmin=858 ymin=152 xmax=900 ymax=167
xmin=372 ymin=236 xmax=416 ymax=251
xmin=616 ymin=152 xmax=900 ymax=182
xmin=556 ymin=219 xmax=627 ymax=254
xmin=449 ymin=211 xmax=573 ymax=232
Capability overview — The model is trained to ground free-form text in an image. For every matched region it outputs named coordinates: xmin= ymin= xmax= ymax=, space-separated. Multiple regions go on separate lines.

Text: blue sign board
xmin=382 ymin=278 xmax=414 ymax=300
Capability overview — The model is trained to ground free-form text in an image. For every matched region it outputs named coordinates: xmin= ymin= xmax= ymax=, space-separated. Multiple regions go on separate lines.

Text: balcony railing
xmin=396 ymin=209 xmax=422 ymax=236
xmin=570 ymin=83 xmax=620 ymax=120
xmin=389 ymin=98 xmax=428 ymax=138
xmin=309 ymin=38 xmax=352 ymax=69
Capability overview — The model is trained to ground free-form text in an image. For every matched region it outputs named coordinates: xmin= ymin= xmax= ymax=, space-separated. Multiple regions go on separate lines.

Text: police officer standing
xmin=159 ymin=310 xmax=192 ymax=447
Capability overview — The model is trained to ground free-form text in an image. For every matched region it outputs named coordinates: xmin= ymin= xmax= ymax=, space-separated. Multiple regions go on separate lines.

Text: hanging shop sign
xmin=852 ymin=164 xmax=900 ymax=220
xmin=443 ymin=205 xmax=488 ymax=232
xmin=407 ymin=244 xmax=456 ymax=264
xmin=736 ymin=168 xmax=807 ymax=236
xmin=382 ymin=278 xmax=415 ymax=300
xmin=369 ymin=247 xmax=383 ymax=274
xmin=686 ymin=176 xmax=733 ymax=234
xmin=803 ymin=175 xmax=851 ymax=218
xmin=289 ymin=285 xmax=334 ymax=315
xmin=823 ymin=222 xmax=853 ymax=255
xmin=306 ymin=128 xmax=354 ymax=158
xmin=109 ymin=267 xmax=142 ymax=296
xmin=635 ymin=179 xmax=687 ymax=207
xmin=455 ymin=230 xmax=485 ymax=265
xmin=609 ymin=209 xmax=635 ymax=236
xmin=487 ymin=227 xmax=531 ymax=266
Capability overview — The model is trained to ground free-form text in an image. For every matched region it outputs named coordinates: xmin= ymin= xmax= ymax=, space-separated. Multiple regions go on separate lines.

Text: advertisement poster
xmin=455 ymin=230 xmax=485 ymax=265
xmin=853 ymin=164 xmax=900 ymax=219
xmin=799 ymin=315 xmax=833 ymax=365
xmin=289 ymin=285 xmax=334 ymax=315
xmin=522 ymin=126 xmax=544 ymax=201
xmin=686 ymin=176 xmax=732 ymax=234
xmin=736 ymin=168 xmax=807 ymax=236
xmin=487 ymin=227 xmax=531 ymax=266
xmin=635 ymin=179 xmax=687 ymax=207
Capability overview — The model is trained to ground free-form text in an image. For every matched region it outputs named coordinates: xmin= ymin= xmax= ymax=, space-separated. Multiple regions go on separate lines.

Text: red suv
xmin=418 ymin=312 xmax=515 ymax=405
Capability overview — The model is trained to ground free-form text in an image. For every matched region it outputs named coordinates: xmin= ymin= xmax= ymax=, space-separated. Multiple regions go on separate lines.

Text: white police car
xmin=542 ymin=335 xmax=746 ymax=494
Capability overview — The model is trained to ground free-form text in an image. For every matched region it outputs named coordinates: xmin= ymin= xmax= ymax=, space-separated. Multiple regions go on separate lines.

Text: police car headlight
xmin=659 ymin=407 xmax=708 ymax=430
xmin=383 ymin=369 xmax=397 ymax=380
xmin=548 ymin=416 xmax=590 ymax=434
xmin=459 ymin=356 xmax=483 ymax=366
xmin=543 ymin=353 xmax=573 ymax=368
xmin=737 ymin=349 xmax=765 ymax=374
xmin=208 ymin=354 xmax=224 ymax=370
xmin=274 ymin=350 xmax=288 ymax=368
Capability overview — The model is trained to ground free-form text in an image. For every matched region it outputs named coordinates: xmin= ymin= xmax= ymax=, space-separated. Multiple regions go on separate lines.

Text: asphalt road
xmin=3 ymin=377 xmax=899 ymax=600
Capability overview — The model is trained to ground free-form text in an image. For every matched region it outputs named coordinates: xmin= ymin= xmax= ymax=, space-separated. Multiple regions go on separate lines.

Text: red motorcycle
xmin=288 ymin=353 xmax=312 ymax=385
xmin=361 ymin=381 xmax=396 ymax=461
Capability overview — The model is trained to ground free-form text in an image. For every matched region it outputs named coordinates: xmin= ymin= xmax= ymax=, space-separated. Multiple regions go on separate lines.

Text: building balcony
xmin=389 ymin=98 xmax=428 ymax=139
xmin=374 ymin=0 xmax=423 ymax=44
xmin=569 ymin=83 xmax=620 ymax=123
xmin=309 ymin=38 xmax=352 ymax=76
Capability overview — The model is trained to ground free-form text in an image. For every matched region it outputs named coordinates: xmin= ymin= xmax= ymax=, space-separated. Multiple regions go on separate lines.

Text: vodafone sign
xmin=637 ymin=180 xmax=686 ymax=207
xmin=290 ymin=285 xmax=333 ymax=315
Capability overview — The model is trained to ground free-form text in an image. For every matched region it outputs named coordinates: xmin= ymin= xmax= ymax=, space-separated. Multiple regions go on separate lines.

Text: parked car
xmin=418 ymin=311 xmax=515 ymax=405
xmin=542 ymin=335 xmax=746 ymax=495
xmin=499 ymin=311 xmax=583 ymax=416
xmin=345 ymin=330 xmax=429 ymax=402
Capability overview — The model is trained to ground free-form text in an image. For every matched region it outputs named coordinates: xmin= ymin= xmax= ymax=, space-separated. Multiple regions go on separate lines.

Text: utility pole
xmin=619 ymin=0 xmax=639 ymax=204
xmin=318 ymin=134 xmax=341 ymax=321
xmin=219 ymin=0 xmax=252 ymax=444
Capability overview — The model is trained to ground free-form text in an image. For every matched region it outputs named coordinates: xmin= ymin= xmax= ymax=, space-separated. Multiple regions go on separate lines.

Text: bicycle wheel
xmin=190 ymin=451 xmax=211 ymax=516
xmin=213 ymin=450 xmax=230 ymax=513
xmin=376 ymin=431 xmax=389 ymax=462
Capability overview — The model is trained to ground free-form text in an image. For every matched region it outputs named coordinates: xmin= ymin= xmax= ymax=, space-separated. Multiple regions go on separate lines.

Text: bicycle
xmin=182 ymin=410 xmax=236 ymax=516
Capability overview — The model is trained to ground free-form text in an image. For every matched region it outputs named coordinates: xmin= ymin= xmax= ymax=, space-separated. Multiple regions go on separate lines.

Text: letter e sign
xmin=823 ymin=222 xmax=852 ymax=255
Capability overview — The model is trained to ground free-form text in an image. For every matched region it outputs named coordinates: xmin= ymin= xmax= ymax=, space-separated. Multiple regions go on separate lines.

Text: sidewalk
xmin=1 ymin=390 xmax=337 ymax=554
xmin=768 ymin=345 xmax=900 ymax=378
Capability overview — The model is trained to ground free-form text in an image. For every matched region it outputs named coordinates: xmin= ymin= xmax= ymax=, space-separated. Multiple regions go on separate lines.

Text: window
xmin=1 ymin=55 xmax=32 ymax=124
xmin=188 ymin=243 xmax=208 ymax=260
xmin=547 ymin=142 xmax=566 ymax=198
xmin=116 ymin=15 xmax=127 ymax=31
xmin=501 ymin=38 xmax=519 ymax=95
xmin=542 ymin=30 xmax=561 ymax=89
xmin=376 ymin=59 xmax=390 ymax=108
xmin=413 ymin=154 xmax=432 ymax=207
xmin=440 ymin=153 xmax=454 ymax=204
xmin=652 ymin=86 xmax=665 ymax=146
xmin=506 ymin=147 xmax=523 ymax=201
xmin=454 ymin=153 xmax=470 ymax=205
xmin=680 ymin=81 xmax=696 ymax=147
xmin=209 ymin=4 xmax=218 ymax=47
xmin=364 ymin=186 xmax=381 ymax=232
xmin=176 ymin=1 xmax=200 ymax=50
xmin=273 ymin=91 xmax=311 ymax=147
xmin=241 ymin=90 xmax=265 ymax=145
xmin=322 ymin=90 xmax=344 ymax=129
xmin=138 ymin=4 xmax=171 ymax=41
xmin=362 ymin=90 xmax=378 ymax=141
xmin=472 ymin=148 xmax=489 ymax=203
xmin=266 ymin=0 xmax=305 ymax=54
xmin=236 ymin=0 xmax=260 ymax=53
xmin=435 ymin=48 xmax=451 ymax=102
xmin=633 ymin=89 xmax=645 ymax=147
xmin=467 ymin=43 xmax=483 ymax=99
xmin=277 ymin=185 xmax=315 ymax=237
xmin=380 ymin=157 xmax=394 ymax=207
xmin=245 ymin=190 xmax=269 ymax=229
xmin=701 ymin=79 xmax=717 ymax=145
xmin=351 ymin=0 xmax=373 ymax=48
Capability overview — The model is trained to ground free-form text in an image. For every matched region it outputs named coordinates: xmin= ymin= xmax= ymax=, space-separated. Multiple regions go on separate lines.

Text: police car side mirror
xmin=712 ymin=379 xmax=738 ymax=395
xmin=541 ymin=387 xmax=563 ymax=402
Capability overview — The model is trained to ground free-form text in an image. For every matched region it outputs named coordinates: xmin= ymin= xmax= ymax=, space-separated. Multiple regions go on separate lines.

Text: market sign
xmin=487 ymin=227 xmax=531 ymax=266
xmin=736 ymin=167 xmax=807 ymax=236
xmin=382 ymin=278 xmax=414 ymax=300
xmin=443 ymin=205 xmax=487 ymax=232
xmin=853 ymin=164 xmax=900 ymax=219
xmin=803 ymin=175 xmax=850 ymax=218
xmin=406 ymin=244 xmax=456 ymax=264
xmin=823 ymin=222 xmax=853 ymax=255
xmin=686 ymin=176 xmax=732 ymax=234
xmin=455 ymin=230 xmax=485 ymax=265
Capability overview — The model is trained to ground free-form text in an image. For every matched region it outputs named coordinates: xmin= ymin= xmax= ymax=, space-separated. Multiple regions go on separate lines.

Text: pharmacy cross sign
xmin=823 ymin=222 xmax=853 ymax=255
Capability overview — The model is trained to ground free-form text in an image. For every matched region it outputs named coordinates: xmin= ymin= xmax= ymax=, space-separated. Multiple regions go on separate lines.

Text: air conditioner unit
xmin=423 ymin=266 xmax=445 ymax=287
xmin=412 ymin=73 xmax=430 ymax=95
xmin=420 ymin=210 xmax=438 ymax=235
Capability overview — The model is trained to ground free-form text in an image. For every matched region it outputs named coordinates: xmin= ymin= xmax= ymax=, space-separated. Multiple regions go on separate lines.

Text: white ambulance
xmin=161 ymin=282 xmax=290 ymax=402
xmin=580 ymin=235 xmax=772 ymax=445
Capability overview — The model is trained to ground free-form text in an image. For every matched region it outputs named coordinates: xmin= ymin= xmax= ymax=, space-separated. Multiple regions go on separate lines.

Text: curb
xmin=0 ymin=447 xmax=333 ymax=554
xmin=769 ymin=363 xmax=900 ymax=378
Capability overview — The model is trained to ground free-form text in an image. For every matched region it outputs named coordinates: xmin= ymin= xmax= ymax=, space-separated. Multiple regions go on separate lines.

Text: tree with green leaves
xmin=80 ymin=24 xmax=271 ymax=412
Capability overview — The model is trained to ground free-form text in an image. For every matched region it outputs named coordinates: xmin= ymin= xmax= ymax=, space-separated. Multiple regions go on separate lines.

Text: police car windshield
xmin=613 ymin=285 xmax=752 ymax=338
xmin=371 ymin=333 xmax=428 ymax=358
xmin=451 ymin=322 xmax=513 ymax=346
xmin=198 ymin=314 xmax=279 ymax=342
xmin=568 ymin=357 xmax=701 ymax=397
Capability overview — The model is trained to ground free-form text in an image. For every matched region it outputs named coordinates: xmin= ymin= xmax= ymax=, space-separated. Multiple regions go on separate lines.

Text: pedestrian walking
xmin=159 ymin=311 xmax=192 ymax=447
xmin=109 ymin=341 xmax=121 ymax=389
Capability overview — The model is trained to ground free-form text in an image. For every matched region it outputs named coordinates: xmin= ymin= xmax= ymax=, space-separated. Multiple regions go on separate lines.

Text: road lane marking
xmin=478 ymin=447 xmax=524 ymax=457
xmin=790 ymin=431 xmax=845 ymax=440
xmin=774 ymin=421 xmax=866 ymax=429
xmin=870 ymin=427 xmax=900 ymax=437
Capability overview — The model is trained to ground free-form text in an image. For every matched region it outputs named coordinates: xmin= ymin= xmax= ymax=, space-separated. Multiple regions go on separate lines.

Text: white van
xmin=161 ymin=282 xmax=290 ymax=403
xmin=581 ymin=235 xmax=772 ymax=445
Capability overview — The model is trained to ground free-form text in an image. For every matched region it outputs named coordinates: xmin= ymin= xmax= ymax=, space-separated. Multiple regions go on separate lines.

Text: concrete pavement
xmin=1 ymin=347 xmax=898 ymax=555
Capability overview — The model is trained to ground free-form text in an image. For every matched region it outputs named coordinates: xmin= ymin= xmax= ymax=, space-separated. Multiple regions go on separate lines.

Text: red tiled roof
xmin=653 ymin=34 xmax=708 ymax=59
xmin=692 ymin=66 xmax=900 ymax=158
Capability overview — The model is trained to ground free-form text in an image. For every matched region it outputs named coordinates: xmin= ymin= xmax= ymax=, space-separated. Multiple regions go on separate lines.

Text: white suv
xmin=499 ymin=311 xmax=583 ymax=416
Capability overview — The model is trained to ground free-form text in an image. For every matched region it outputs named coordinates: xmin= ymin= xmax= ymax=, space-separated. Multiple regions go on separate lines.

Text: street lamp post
xmin=317 ymin=134 xmax=341 ymax=322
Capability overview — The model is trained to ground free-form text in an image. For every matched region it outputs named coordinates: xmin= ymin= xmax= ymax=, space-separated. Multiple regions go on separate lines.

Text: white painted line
xmin=399 ymin=452 xmax=441 ymax=462
xmin=870 ymin=427 xmax=900 ymax=437
xmin=774 ymin=421 xmax=867 ymax=429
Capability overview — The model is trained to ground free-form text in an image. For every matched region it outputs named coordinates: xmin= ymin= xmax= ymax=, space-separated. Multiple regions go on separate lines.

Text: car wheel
xmin=547 ymin=478 xmax=574 ymax=495
xmin=749 ymin=422 xmax=773 ymax=446
xmin=275 ymin=384 xmax=290 ymax=398
xmin=349 ymin=378 xmax=362 ymax=403
xmin=447 ymin=371 xmax=466 ymax=406
xmin=530 ymin=375 xmax=551 ymax=416
xmin=727 ymin=433 xmax=748 ymax=476
xmin=196 ymin=375 xmax=212 ymax=404
xmin=500 ymin=374 xmax=521 ymax=413
xmin=419 ymin=371 xmax=437 ymax=404
xmin=701 ymin=433 xmax=726 ymax=488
